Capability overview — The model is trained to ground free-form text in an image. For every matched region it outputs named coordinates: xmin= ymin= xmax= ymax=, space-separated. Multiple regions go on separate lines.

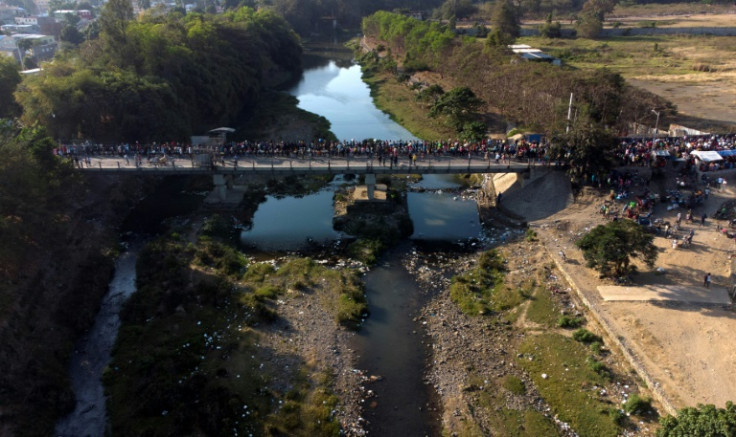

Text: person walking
xmin=704 ymin=273 xmax=711 ymax=288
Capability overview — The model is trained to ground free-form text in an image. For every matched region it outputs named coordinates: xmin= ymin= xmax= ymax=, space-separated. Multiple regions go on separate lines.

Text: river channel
xmin=58 ymin=44 xmax=487 ymax=436
xmin=243 ymin=47 xmax=485 ymax=435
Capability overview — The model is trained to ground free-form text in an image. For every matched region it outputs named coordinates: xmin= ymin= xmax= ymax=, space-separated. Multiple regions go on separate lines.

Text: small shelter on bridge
xmin=208 ymin=127 xmax=236 ymax=146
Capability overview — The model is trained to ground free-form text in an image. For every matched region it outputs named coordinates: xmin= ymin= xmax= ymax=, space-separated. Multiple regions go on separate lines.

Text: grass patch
xmin=502 ymin=375 xmax=526 ymax=395
xmin=449 ymin=250 xmax=517 ymax=316
xmin=519 ymin=333 xmax=622 ymax=437
xmin=464 ymin=373 xmax=560 ymax=436
xmin=525 ymin=286 xmax=560 ymax=327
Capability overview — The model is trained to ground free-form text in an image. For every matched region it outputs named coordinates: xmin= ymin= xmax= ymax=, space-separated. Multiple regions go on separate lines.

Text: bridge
xmin=76 ymin=154 xmax=531 ymax=202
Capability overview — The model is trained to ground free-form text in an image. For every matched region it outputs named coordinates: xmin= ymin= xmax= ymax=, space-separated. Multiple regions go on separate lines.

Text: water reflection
xmin=239 ymin=189 xmax=341 ymax=251
xmin=289 ymin=61 xmax=417 ymax=142
xmin=408 ymin=192 xmax=481 ymax=241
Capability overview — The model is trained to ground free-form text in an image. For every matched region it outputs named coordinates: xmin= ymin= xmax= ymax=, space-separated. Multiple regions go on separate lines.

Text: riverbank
xmin=0 ymin=174 xmax=148 ymax=436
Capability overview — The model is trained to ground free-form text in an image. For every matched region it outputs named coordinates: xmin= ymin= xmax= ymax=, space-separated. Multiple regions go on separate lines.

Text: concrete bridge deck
xmin=75 ymin=155 xmax=531 ymax=175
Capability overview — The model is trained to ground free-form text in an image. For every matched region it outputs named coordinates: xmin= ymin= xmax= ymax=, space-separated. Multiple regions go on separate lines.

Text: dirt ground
xmin=501 ymin=166 xmax=736 ymax=415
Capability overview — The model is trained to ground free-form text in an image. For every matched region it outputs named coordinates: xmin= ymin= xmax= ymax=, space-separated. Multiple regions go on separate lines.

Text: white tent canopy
xmin=690 ymin=150 xmax=723 ymax=163
xmin=208 ymin=127 xmax=236 ymax=134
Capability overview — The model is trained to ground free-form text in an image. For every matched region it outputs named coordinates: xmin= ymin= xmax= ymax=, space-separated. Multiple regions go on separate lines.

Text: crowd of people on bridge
xmin=55 ymin=133 xmax=736 ymax=173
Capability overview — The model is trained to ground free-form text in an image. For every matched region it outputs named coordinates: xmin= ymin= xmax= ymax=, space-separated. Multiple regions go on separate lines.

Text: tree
xmin=576 ymin=0 xmax=614 ymax=38
xmin=98 ymin=0 xmax=134 ymax=57
xmin=0 ymin=56 xmax=22 ymax=118
xmin=429 ymin=86 xmax=484 ymax=132
xmin=540 ymin=13 xmax=562 ymax=38
xmin=657 ymin=402 xmax=736 ymax=437
xmin=437 ymin=0 xmax=477 ymax=20
xmin=548 ymin=117 xmax=616 ymax=182
xmin=576 ymin=10 xmax=602 ymax=38
xmin=576 ymin=220 xmax=657 ymax=278
xmin=415 ymin=84 xmax=444 ymax=105
xmin=490 ymin=0 xmax=519 ymax=44
xmin=60 ymin=24 xmax=85 ymax=45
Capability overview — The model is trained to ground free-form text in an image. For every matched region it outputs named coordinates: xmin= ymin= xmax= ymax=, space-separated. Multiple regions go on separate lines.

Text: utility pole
xmin=566 ymin=92 xmax=574 ymax=133
xmin=651 ymin=109 xmax=660 ymax=146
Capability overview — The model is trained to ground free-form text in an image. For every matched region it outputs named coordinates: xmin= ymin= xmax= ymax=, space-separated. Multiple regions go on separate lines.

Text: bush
xmin=590 ymin=340 xmax=604 ymax=354
xmin=658 ymin=402 xmax=736 ymax=436
xmin=572 ymin=328 xmax=602 ymax=344
xmin=525 ymin=228 xmax=537 ymax=241
xmin=255 ymin=285 xmax=281 ymax=300
xmin=503 ymin=375 xmax=525 ymax=395
xmin=623 ymin=394 xmax=652 ymax=415
xmin=557 ymin=315 xmax=584 ymax=328
xmin=586 ymin=356 xmax=610 ymax=379
xmin=609 ymin=407 xmax=626 ymax=425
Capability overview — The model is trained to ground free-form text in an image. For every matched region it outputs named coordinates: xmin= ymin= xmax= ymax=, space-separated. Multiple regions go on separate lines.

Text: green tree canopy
xmin=16 ymin=7 xmax=302 ymax=142
xmin=0 ymin=57 xmax=22 ymax=118
xmin=491 ymin=0 xmax=519 ymax=43
xmin=548 ymin=117 xmax=616 ymax=181
xmin=576 ymin=219 xmax=657 ymax=278
xmin=658 ymin=402 xmax=736 ymax=437
xmin=436 ymin=0 xmax=477 ymax=20
xmin=429 ymin=86 xmax=484 ymax=132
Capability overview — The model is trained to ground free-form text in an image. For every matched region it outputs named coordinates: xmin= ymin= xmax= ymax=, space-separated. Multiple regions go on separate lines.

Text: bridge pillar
xmin=213 ymin=174 xmax=228 ymax=201
xmin=365 ymin=174 xmax=376 ymax=200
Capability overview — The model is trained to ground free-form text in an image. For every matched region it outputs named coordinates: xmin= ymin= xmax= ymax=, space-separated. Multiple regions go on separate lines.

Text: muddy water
xmin=55 ymin=241 xmax=142 ymax=437
xmin=352 ymin=244 xmax=441 ymax=435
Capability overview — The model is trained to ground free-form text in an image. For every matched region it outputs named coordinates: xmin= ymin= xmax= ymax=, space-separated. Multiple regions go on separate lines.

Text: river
xmin=55 ymin=241 xmax=142 ymax=437
xmin=58 ymin=44 xmax=486 ymax=436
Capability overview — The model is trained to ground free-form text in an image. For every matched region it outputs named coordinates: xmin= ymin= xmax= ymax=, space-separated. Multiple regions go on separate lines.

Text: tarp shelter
xmin=717 ymin=149 xmax=736 ymax=157
xmin=654 ymin=150 xmax=670 ymax=157
xmin=508 ymin=133 xmax=524 ymax=141
xmin=690 ymin=150 xmax=723 ymax=163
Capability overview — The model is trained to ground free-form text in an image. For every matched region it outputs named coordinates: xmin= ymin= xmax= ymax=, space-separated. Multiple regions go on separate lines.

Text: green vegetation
xmin=360 ymin=63 xmax=455 ymax=140
xmin=361 ymin=11 xmax=666 ymax=136
xmin=0 ymin=57 xmax=22 ymax=118
xmin=576 ymin=220 xmax=657 ymax=278
xmin=15 ymin=7 xmax=302 ymax=142
xmin=623 ymin=394 xmax=652 ymax=415
xmin=549 ymin=117 xmax=618 ymax=182
xmin=526 ymin=284 xmax=562 ymax=327
xmin=557 ymin=314 xmax=585 ymax=328
xmin=428 ymin=86 xmax=486 ymax=140
xmin=657 ymin=402 xmax=736 ymax=436
xmin=457 ymin=373 xmax=560 ymax=437
xmin=0 ymin=126 xmax=123 ymax=436
xmin=519 ymin=333 xmax=622 ymax=436
xmin=449 ymin=250 xmax=519 ymax=315
xmin=502 ymin=375 xmax=526 ymax=395
xmin=105 ymin=236 xmax=366 ymax=435
xmin=572 ymin=327 xmax=603 ymax=344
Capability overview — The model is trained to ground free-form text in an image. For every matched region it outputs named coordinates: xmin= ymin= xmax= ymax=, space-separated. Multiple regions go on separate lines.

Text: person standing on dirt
xmin=704 ymin=273 xmax=712 ymax=288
